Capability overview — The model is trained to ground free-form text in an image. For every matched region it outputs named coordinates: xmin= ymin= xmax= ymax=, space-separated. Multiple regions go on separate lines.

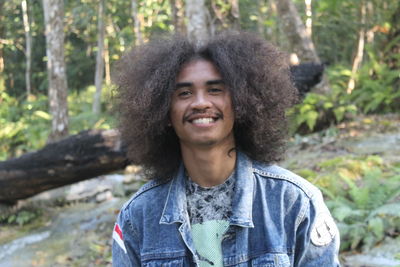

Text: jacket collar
xmin=159 ymin=151 xmax=254 ymax=228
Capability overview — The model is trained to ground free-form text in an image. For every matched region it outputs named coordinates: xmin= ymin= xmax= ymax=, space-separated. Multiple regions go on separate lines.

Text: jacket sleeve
xmin=112 ymin=207 xmax=141 ymax=267
xmin=294 ymin=190 xmax=341 ymax=267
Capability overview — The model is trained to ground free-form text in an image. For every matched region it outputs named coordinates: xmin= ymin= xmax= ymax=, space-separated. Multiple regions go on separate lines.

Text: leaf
xmin=368 ymin=217 xmax=384 ymax=239
xmin=332 ymin=205 xmax=354 ymax=222
xmin=305 ymin=110 xmax=319 ymax=130
xmin=370 ymin=203 xmax=400 ymax=217
xmin=34 ymin=110 xmax=51 ymax=120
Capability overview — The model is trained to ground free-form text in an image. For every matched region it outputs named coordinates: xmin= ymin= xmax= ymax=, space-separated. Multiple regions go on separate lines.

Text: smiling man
xmin=112 ymin=32 xmax=340 ymax=267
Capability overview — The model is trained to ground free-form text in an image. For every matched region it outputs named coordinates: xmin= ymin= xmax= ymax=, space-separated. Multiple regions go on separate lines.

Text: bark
xmin=347 ymin=1 xmax=366 ymax=94
xmin=132 ymin=0 xmax=143 ymax=45
xmin=93 ymin=0 xmax=106 ymax=114
xmin=0 ymin=1 xmax=4 ymax=92
xmin=274 ymin=0 xmax=319 ymax=62
xmin=229 ymin=0 xmax=240 ymax=30
xmin=104 ymin=37 xmax=111 ymax=85
xmin=43 ymin=0 xmax=69 ymax=142
xmin=169 ymin=0 xmax=186 ymax=34
xmin=274 ymin=0 xmax=331 ymax=94
xmin=0 ymin=129 xmax=128 ymax=204
xmin=185 ymin=0 xmax=211 ymax=45
xmin=21 ymin=0 xmax=32 ymax=98
xmin=304 ymin=0 xmax=312 ymax=37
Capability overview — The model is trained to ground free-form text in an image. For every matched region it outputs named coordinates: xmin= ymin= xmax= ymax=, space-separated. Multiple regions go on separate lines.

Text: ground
xmin=0 ymin=114 xmax=399 ymax=266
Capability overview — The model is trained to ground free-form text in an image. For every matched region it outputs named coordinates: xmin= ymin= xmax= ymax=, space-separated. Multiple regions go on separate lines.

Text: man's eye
xmin=178 ymin=90 xmax=191 ymax=97
xmin=209 ymin=88 xmax=222 ymax=93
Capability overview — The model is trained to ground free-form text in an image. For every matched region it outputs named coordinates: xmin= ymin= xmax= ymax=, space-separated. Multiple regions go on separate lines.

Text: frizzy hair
xmin=113 ymin=31 xmax=298 ymax=180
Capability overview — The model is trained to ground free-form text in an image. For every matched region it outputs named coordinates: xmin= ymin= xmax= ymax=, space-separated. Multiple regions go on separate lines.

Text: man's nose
xmin=190 ymin=92 xmax=212 ymax=110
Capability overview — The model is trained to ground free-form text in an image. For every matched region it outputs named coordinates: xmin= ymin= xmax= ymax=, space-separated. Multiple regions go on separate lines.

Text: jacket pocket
xmin=251 ymin=253 xmax=290 ymax=267
xmin=142 ymin=258 xmax=184 ymax=267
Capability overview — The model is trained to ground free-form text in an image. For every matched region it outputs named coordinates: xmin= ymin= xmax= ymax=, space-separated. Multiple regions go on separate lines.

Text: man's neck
xmin=181 ymin=144 xmax=236 ymax=187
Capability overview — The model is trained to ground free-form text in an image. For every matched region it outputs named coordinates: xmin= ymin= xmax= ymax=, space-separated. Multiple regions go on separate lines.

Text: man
xmin=112 ymin=32 xmax=340 ymax=266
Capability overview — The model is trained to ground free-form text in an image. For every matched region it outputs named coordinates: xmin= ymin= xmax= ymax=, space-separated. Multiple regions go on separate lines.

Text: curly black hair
xmin=113 ymin=31 xmax=298 ymax=180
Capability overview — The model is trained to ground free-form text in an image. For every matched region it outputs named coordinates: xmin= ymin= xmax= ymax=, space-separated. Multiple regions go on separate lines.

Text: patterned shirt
xmin=186 ymin=172 xmax=235 ymax=267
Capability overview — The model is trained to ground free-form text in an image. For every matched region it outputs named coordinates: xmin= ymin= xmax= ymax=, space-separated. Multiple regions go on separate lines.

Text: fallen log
xmin=0 ymin=129 xmax=128 ymax=204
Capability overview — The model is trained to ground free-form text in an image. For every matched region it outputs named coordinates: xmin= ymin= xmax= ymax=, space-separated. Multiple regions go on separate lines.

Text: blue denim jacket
xmin=112 ymin=152 xmax=340 ymax=266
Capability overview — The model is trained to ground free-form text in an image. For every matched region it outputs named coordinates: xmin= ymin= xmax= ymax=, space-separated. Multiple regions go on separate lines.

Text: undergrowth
xmin=298 ymin=156 xmax=400 ymax=252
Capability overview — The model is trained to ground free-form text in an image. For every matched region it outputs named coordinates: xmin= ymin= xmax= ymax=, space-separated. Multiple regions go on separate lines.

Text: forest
xmin=0 ymin=0 xmax=399 ymax=266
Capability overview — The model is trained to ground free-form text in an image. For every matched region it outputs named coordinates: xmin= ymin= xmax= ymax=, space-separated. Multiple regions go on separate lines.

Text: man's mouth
xmin=184 ymin=112 xmax=222 ymax=124
xmin=191 ymin=117 xmax=216 ymax=124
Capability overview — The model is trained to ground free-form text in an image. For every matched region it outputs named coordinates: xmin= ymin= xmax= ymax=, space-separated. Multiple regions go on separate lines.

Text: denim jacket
xmin=112 ymin=152 xmax=340 ymax=266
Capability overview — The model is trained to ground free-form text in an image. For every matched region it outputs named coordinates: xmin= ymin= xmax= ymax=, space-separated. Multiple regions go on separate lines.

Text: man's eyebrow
xmin=175 ymin=82 xmax=192 ymax=89
xmin=206 ymin=80 xmax=225 ymax=86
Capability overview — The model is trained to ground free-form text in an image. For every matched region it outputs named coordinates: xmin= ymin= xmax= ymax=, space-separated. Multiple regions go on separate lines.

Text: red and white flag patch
xmin=113 ymin=223 xmax=127 ymax=253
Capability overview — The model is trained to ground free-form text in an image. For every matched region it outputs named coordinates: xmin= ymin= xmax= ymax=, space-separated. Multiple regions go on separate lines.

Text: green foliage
xmin=350 ymin=46 xmax=400 ymax=114
xmin=0 ymin=87 xmax=115 ymax=160
xmin=306 ymin=155 xmax=400 ymax=252
xmin=0 ymin=92 xmax=50 ymax=159
xmin=288 ymin=66 xmax=358 ymax=133
xmin=0 ymin=209 xmax=40 ymax=226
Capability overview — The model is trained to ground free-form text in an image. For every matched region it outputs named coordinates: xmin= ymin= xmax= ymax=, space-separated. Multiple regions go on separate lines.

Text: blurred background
xmin=0 ymin=0 xmax=399 ymax=266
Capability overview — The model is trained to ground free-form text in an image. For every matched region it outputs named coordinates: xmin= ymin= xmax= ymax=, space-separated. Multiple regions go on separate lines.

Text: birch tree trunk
xmin=185 ymin=0 xmax=211 ymax=45
xmin=273 ymin=0 xmax=331 ymax=94
xmin=0 ymin=1 xmax=5 ymax=91
xmin=93 ymin=0 xmax=106 ymax=114
xmin=132 ymin=0 xmax=143 ymax=45
xmin=21 ymin=0 xmax=32 ymax=98
xmin=43 ymin=0 xmax=69 ymax=142
xmin=347 ymin=1 xmax=366 ymax=94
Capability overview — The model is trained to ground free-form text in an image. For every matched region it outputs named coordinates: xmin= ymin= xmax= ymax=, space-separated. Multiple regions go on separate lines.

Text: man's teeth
xmin=192 ymin=118 xmax=214 ymax=124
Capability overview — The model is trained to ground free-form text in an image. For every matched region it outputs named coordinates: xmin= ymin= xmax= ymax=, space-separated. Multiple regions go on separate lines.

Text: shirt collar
xmin=159 ymin=151 xmax=255 ymax=228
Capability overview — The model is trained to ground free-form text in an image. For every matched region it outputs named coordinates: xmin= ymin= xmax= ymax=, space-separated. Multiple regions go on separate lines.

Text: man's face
xmin=170 ymin=59 xmax=235 ymax=149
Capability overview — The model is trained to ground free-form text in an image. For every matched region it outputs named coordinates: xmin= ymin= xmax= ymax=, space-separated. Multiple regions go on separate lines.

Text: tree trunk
xmin=185 ymin=0 xmax=211 ymax=45
xmin=304 ymin=0 xmax=312 ymax=37
xmin=0 ymin=5 xmax=4 ymax=92
xmin=229 ymin=0 xmax=240 ymax=30
xmin=93 ymin=0 xmax=106 ymax=114
xmin=21 ymin=0 xmax=32 ymax=98
xmin=274 ymin=0 xmax=319 ymax=62
xmin=104 ymin=36 xmax=111 ymax=85
xmin=132 ymin=0 xmax=143 ymax=45
xmin=0 ymin=130 xmax=128 ymax=204
xmin=43 ymin=0 xmax=69 ymax=142
xmin=347 ymin=1 xmax=366 ymax=94
xmin=169 ymin=0 xmax=186 ymax=34
xmin=274 ymin=0 xmax=331 ymax=94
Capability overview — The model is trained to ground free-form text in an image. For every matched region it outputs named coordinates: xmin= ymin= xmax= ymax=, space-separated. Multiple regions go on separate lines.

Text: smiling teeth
xmin=192 ymin=118 xmax=214 ymax=124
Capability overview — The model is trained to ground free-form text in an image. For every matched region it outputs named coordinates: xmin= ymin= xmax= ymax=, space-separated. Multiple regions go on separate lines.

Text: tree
xmin=347 ymin=0 xmax=367 ymax=94
xmin=21 ymin=0 xmax=32 ymax=98
xmin=93 ymin=0 xmax=106 ymax=114
xmin=273 ymin=0 xmax=330 ymax=94
xmin=132 ymin=0 xmax=143 ymax=45
xmin=185 ymin=0 xmax=211 ymax=45
xmin=273 ymin=0 xmax=319 ymax=62
xmin=43 ymin=0 xmax=69 ymax=142
xmin=169 ymin=0 xmax=186 ymax=34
